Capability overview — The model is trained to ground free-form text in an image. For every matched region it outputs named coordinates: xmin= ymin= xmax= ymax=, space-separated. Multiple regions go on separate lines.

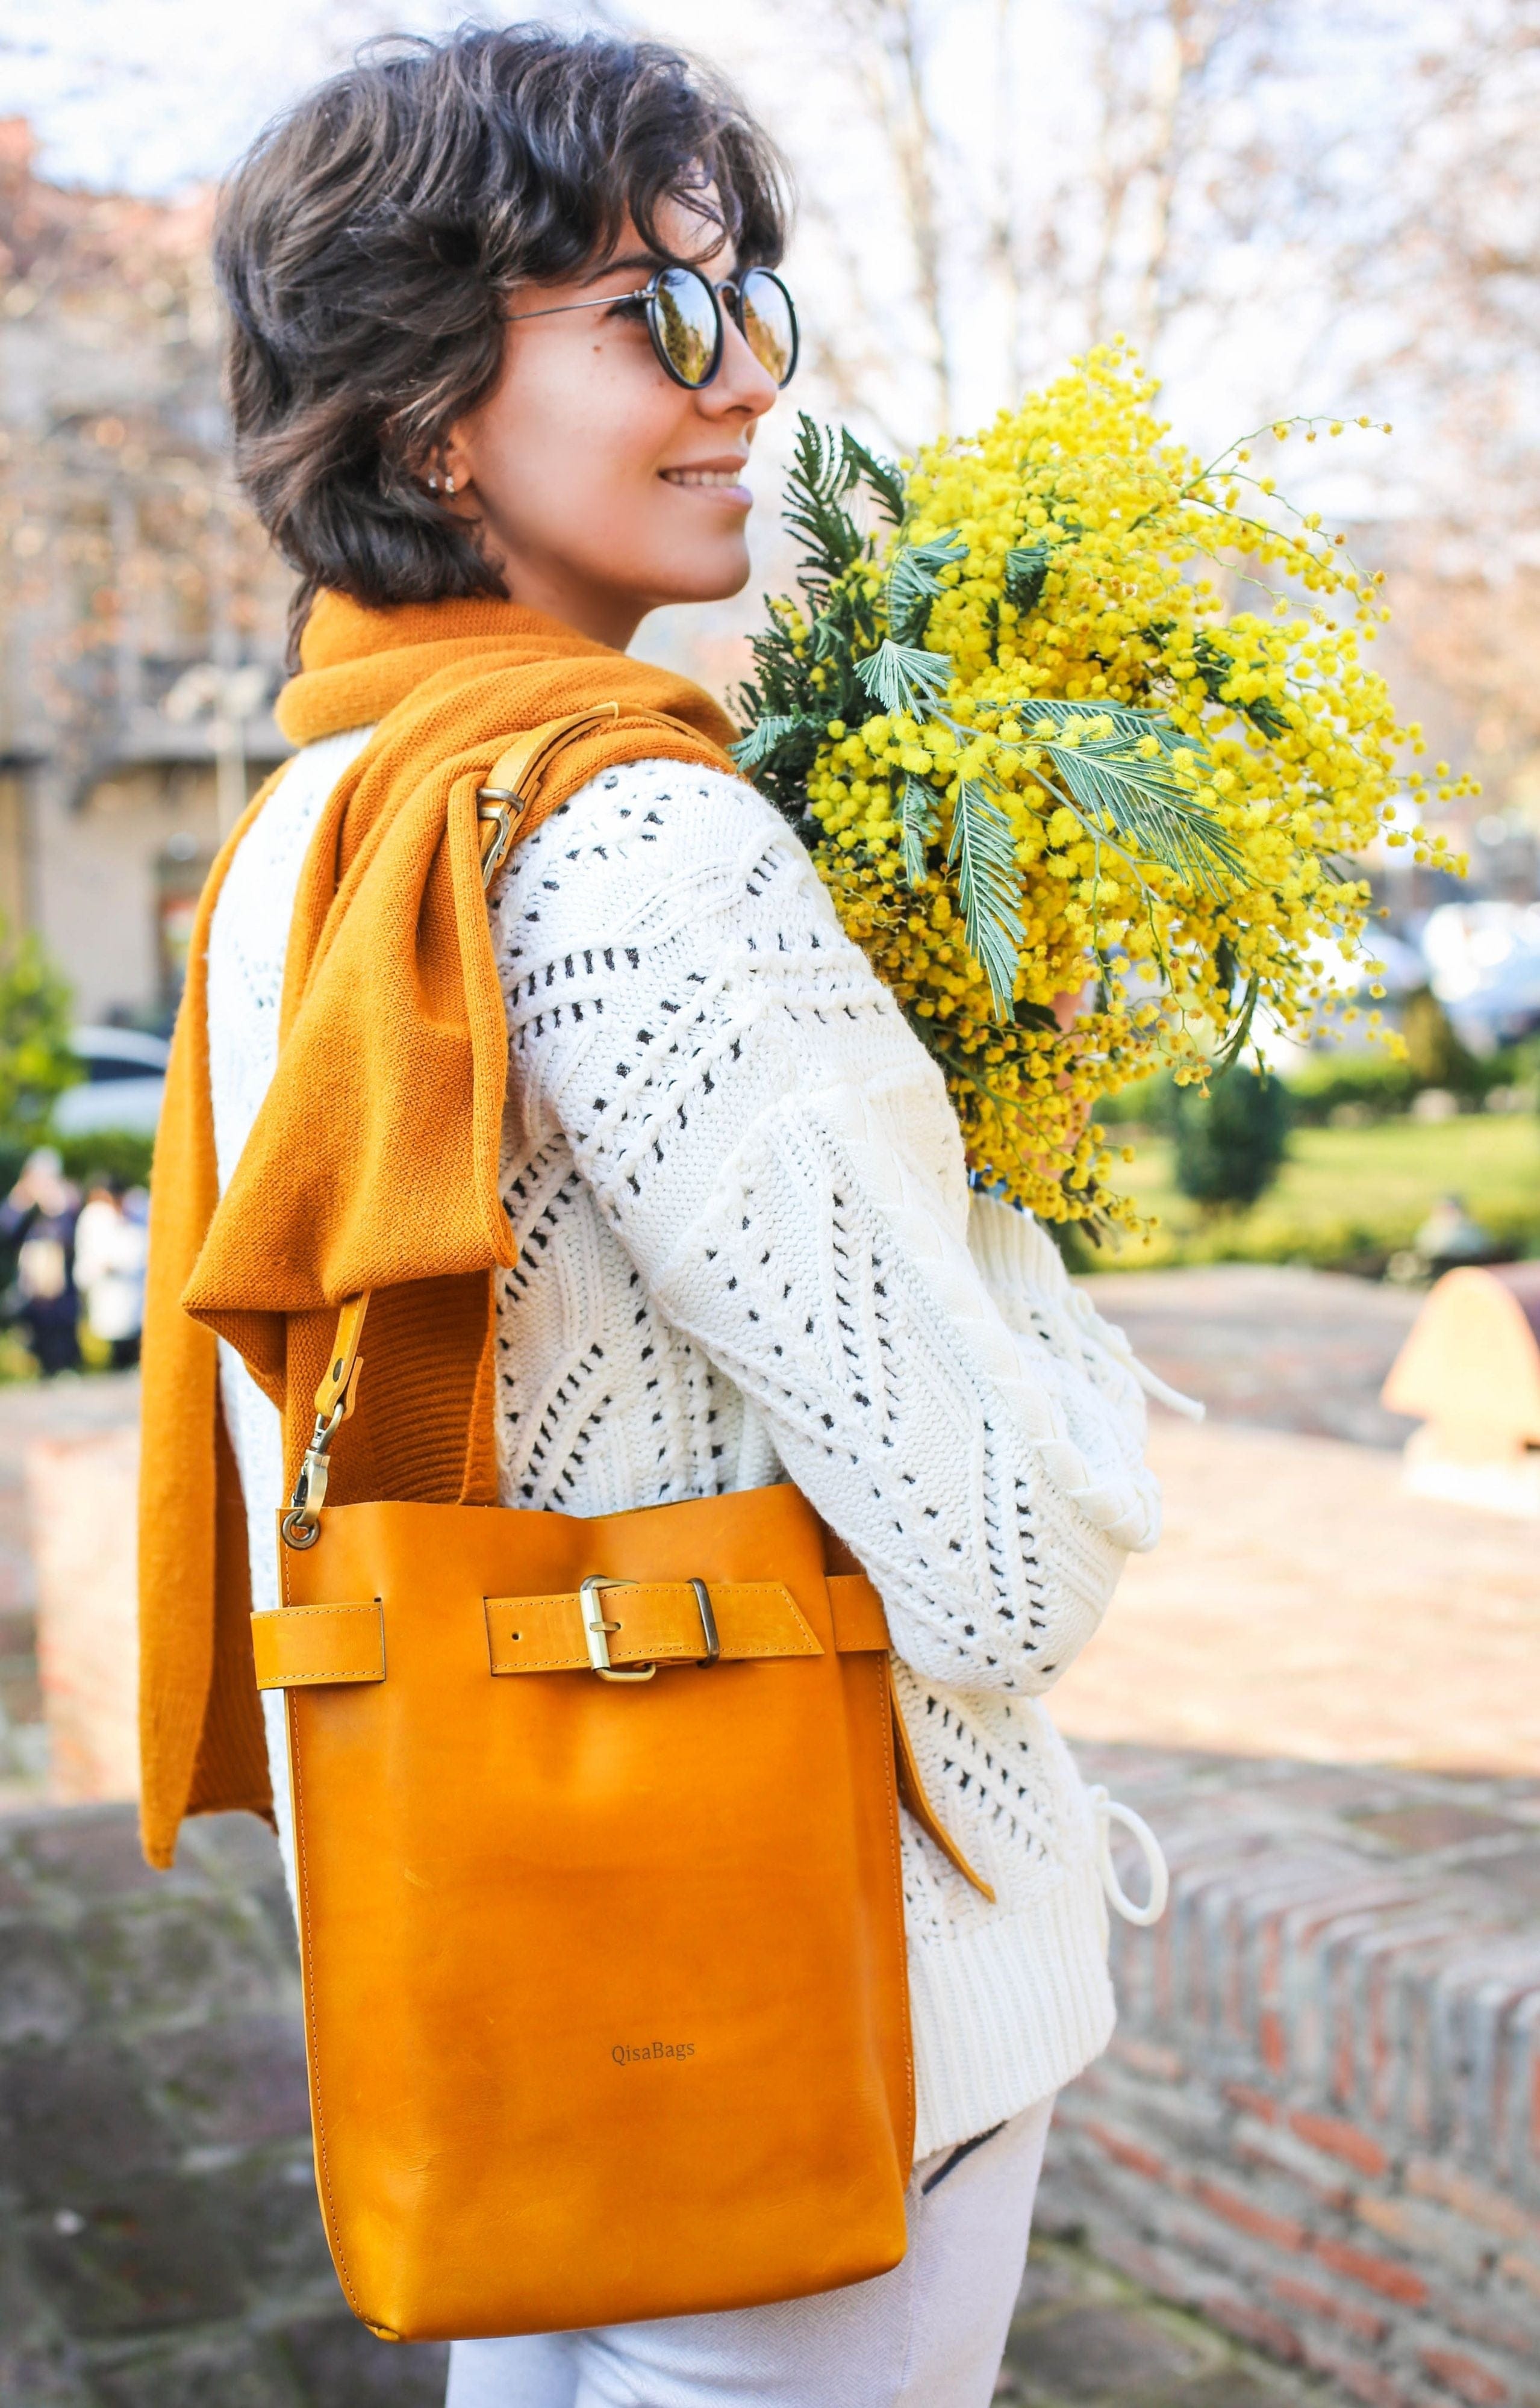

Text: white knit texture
xmin=208 ymin=740 xmax=1160 ymax=2161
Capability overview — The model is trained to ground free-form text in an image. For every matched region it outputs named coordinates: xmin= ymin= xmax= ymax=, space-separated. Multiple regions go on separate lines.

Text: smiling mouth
xmin=660 ymin=467 xmax=750 ymax=491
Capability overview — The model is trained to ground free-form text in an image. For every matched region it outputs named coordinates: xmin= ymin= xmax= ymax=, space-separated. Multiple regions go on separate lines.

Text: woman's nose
xmin=699 ymin=314 xmax=780 ymax=421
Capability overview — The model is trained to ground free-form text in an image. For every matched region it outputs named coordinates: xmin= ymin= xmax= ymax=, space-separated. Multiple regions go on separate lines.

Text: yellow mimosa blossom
xmin=734 ymin=346 xmax=1466 ymax=1229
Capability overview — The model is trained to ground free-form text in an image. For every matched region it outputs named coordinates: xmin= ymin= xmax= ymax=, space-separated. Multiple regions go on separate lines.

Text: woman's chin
xmin=647 ymin=546 xmax=753 ymax=610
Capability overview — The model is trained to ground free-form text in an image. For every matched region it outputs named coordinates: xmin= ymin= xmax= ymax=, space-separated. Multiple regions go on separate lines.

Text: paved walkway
xmin=0 ymin=1802 xmax=1326 ymax=2408
xmin=1080 ymin=1264 xmax=1421 ymax=1449
xmin=1002 ymin=2237 xmax=1320 ymax=2405
xmin=1052 ymin=1413 xmax=1540 ymax=1773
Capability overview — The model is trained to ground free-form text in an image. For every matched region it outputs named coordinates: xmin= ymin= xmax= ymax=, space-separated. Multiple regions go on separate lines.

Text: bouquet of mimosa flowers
xmin=733 ymin=343 xmax=1466 ymax=1232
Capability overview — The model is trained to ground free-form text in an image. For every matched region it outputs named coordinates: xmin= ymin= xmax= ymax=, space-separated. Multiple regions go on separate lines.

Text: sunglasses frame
xmin=507 ymin=263 xmax=799 ymax=393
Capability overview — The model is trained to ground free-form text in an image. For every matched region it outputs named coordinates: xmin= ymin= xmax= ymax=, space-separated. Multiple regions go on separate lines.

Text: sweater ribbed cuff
xmin=907 ymin=1861 xmax=1115 ymax=2161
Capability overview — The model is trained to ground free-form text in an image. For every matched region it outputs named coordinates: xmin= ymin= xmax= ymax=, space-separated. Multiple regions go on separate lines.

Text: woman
xmin=139 ymin=25 xmax=1162 ymax=2407
xmin=2 ymin=1147 xmax=81 ymax=1377
xmin=74 ymin=1174 xmax=148 ymax=1369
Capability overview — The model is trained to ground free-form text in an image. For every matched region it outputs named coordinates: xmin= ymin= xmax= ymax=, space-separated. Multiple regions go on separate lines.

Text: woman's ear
xmin=439 ymin=432 xmax=475 ymax=503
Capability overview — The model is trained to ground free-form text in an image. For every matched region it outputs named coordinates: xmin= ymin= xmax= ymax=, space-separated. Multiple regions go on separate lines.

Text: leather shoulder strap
xmin=475 ymin=705 xmax=620 ymax=886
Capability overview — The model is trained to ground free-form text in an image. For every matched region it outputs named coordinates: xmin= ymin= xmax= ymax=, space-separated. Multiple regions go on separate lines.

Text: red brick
xmin=1407 ymin=2160 xmax=1540 ymax=2247
xmin=1437 ymin=2297 xmax=1540 ymax=2363
xmin=1203 ymin=2293 xmax=1304 ymax=2360
xmin=1420 ymin=2349 xmax=1508 ymax=2407
xmin=1260 ymin=2007 xmax=1286 ymax=2073
xmin=1498 ymin=2250 xmax=1540 ymax=2300
xmin=1312 ymin=2236 xmax=1429 ymax=2306
xmin=1110 ymin=2034 xmax=1184 ymax=2082
xmin=1224 ymin=2081 xmax=1280 ymax=2124
xmin=1288 ymin=2108 xmax=1390 ymax=2177
xmin=1271 ymin=2273 xmax=1388 ymax=2345
xmin=1355 ymin=2195 xmax=1422 ymax=2248
xmin=1084 ymin=2120 xmax=1168 ymax=2185
xmin=1228 ymin=2123 xmax=1355 ymax=2212
xmin=1367 ymin=1962 xmax=1394 ymax=2120
xmin=1303 ymin=2343 xmax=1418 ymax=2408
xmin=1353 ymin=2192 xmax=1497 ymax=2293
xmin=1096 ymin=2230 xmax=1200 ymax=2302
xmin=1191 ymin=2179 xmax=1306 ymax=2254
xmin=1332 ymin=1977 xmax=1357 ymax=2103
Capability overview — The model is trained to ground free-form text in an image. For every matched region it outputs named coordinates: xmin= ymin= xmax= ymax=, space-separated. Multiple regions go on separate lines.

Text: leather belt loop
xmin=826 ymin=1572 xmax=890 ymax=1652
xmin=252 ymin=1602 xmax=385 ymax=1690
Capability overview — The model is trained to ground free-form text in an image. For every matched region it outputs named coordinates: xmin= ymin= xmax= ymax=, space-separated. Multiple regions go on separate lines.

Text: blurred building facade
xmin=0 ymin=120 xmax=290 ymax=1028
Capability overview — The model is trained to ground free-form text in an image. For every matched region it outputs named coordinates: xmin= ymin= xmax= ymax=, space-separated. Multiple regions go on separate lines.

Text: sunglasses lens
xmin=738 ymin=269 xmax=797 ymax=386
xmin=651 ymin=267 xmax=720 ymax=387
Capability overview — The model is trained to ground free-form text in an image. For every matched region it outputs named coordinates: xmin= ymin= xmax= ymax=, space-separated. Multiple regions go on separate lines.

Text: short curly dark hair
xmin=216 ymin=23 xmax=791 ymax=644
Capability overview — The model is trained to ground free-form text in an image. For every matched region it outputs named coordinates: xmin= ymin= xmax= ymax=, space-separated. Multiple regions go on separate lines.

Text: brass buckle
xmin=576 ymin=1576 xmax=721 ymax=1680
xmin=578 ymin=1576 xmax=656 ymax=1684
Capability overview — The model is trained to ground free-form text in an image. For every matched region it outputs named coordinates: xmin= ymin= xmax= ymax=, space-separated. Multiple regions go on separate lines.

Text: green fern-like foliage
xmin=733 ymin=414 xmax=1252 ymax=1018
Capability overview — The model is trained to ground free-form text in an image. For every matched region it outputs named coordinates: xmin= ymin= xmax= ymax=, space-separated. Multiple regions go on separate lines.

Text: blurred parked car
xmin=1421 ymin=901 xmax=1540 ymax=1052
xmin=51 ymin=1026 xmax=169 ymax=1138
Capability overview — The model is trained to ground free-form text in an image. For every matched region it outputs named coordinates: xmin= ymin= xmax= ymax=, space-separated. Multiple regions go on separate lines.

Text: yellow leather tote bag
xmin=251 ymin=720 xmax=992 ymax=2345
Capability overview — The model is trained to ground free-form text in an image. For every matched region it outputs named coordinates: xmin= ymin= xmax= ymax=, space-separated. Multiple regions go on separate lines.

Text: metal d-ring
xmin=688 ymin=1578 xmax=720 ymax=1667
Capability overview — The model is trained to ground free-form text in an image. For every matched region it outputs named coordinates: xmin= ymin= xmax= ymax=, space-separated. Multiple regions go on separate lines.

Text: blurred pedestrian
xmin=74 ymin=1172 xmax=148 ymax=1369
xmin=1 ymin=1146 xmax=81 ymax=1376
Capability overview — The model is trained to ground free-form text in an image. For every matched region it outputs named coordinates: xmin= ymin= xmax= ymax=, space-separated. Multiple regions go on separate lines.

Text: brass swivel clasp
xmin=279 ymin=1397 xmax=349 ymax=1552
xmin=279 ymin=1305 xmax=367 ymax=1553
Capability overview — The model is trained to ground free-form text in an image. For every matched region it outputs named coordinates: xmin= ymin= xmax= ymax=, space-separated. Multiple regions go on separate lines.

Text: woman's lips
xmin=660 ymin=464 xmax=752 ymax=502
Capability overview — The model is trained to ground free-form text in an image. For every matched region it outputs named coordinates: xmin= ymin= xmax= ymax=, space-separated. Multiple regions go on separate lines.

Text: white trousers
xmin=443 ymin=2097 xmax=1053 ymax=2408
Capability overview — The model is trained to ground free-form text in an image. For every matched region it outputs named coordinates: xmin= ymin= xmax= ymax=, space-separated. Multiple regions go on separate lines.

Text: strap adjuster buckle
xmin=576 ymin=1576 xmax=722 ymax=1681
xmin=578 ymin=1576 xmax=655 ymax=1683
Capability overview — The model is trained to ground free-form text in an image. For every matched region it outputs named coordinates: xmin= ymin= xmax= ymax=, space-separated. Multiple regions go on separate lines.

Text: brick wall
xmin=1041 ymin=1745 xmax=1540 ymax=2408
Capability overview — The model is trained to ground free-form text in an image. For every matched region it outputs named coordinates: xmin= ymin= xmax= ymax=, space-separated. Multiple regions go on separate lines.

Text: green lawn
xmin=1088 ymin=1112 xmax=1540 ymax=1274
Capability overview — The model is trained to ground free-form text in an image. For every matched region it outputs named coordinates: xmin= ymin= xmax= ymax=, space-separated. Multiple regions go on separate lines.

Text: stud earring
xmin=444 ymin=473 xmax=457 ymax=496
xmin=427 ymin=472 xmax=440 ymax=494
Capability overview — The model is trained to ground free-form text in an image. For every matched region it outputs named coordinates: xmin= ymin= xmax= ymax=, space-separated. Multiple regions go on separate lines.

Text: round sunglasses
xmin=508 ymin=263 xmax=799 ymax=393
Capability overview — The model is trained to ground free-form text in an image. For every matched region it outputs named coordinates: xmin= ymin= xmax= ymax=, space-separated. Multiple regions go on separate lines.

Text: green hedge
xmin=1099 ymin=1042 xmax=1539 ymax=1134
xmin=1282 ymin=1052 xmax=1420 ymax=1123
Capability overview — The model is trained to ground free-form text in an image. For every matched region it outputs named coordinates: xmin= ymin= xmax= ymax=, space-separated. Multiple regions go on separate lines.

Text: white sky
xmin=0 ymin=1 xmax=778 ymax=196
xmin=0 ymin=0 xmax=437 ymax=192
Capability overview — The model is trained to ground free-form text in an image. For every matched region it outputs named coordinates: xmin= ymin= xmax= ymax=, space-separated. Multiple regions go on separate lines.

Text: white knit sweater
xmin=207 ymin=727 xmax=1166 ymax=2161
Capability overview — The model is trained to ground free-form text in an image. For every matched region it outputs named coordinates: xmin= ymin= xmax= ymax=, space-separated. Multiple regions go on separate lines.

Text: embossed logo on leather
xmin=611 ymin=2039 xmax=696 ymax=2066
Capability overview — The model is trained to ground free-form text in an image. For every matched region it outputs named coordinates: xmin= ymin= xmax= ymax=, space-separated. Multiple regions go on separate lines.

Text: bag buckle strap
xmin=577 ymin=1575 xmax=720 ymax=1682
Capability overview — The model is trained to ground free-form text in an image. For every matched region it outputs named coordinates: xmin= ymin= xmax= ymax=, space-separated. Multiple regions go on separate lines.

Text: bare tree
xmin=767 ymin=0 xmax=1315 ymax=444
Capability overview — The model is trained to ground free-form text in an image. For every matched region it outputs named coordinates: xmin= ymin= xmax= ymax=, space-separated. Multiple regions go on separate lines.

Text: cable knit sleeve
xmin=492 ymin=760 xmax=1159 ymax=1699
